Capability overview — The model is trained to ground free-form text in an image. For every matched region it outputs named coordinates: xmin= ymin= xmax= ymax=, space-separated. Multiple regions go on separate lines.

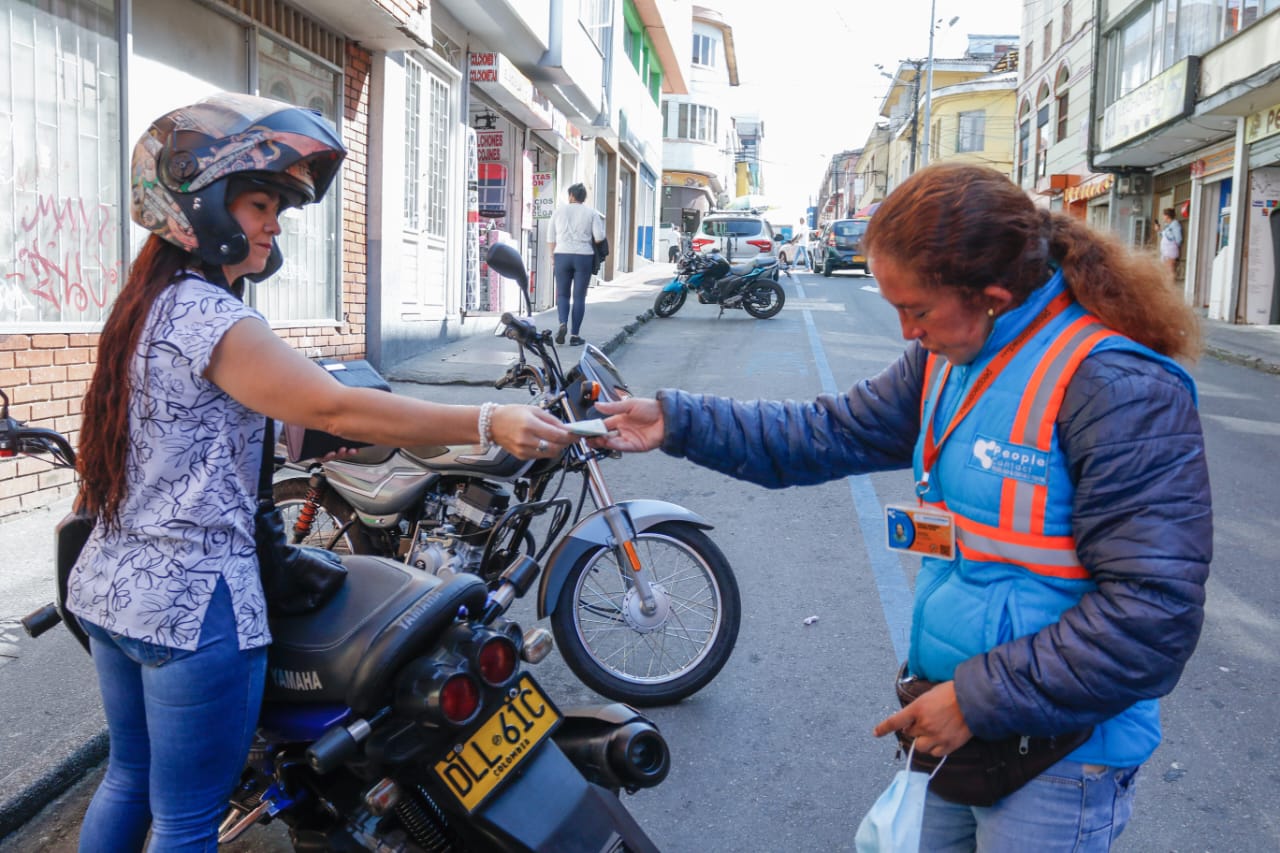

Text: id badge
xmin=885 ymin=504 xmax=956 ymax=559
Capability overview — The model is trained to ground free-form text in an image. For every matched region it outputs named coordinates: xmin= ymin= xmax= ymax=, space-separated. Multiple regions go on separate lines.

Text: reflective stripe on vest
xmin=922 ymin=315 xmax=1118 ymax=581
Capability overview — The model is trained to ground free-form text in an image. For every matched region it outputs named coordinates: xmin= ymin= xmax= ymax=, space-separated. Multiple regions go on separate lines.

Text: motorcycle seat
xmin=265 ymin=556 xmax=488 ymax=713
xmin=729 ymin=262 xmax=756 ymax=276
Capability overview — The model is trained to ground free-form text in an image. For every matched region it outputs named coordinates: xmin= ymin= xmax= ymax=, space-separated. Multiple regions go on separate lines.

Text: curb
xmin=1204 ymin=345 xmax=1280 ymax=376
xmin=0 ymin=731 xmax=107 ymax=842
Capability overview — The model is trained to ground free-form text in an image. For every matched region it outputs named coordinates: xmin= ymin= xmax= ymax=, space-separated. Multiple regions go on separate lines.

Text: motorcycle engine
xmin=407 ymin=481 xmax=511 ymax=577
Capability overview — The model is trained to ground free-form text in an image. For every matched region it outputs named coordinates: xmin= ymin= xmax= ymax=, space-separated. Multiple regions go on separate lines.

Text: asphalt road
xmin=4 ymin=267 xmax=1279 ymax=851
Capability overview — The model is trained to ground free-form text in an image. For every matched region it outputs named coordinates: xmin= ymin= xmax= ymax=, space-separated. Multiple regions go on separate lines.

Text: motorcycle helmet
xmin=130 ymin=91 xmax=346 ymax=281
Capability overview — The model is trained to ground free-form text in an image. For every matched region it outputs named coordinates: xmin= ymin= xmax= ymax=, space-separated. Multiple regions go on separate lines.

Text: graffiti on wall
xmin=4 ymin=193 xmax=123 ymax=322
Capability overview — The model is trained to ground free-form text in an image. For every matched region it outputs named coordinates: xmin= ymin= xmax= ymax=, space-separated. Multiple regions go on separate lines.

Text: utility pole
xmin=921 ymin=0 xmax=937 ymax=168
xmin=908 ymin=61 xmax=922 ymax=175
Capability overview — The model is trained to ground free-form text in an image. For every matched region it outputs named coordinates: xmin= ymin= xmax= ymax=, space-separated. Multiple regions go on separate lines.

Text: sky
xmin=706 ymin=0 xmax=1023 ymax=225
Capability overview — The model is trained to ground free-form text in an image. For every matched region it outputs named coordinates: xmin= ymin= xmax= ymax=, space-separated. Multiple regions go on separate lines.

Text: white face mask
xmin=854 ymin=744 xmax=946 ymax=853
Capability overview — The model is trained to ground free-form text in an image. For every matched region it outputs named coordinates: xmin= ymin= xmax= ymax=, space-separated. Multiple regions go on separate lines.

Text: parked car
xmin=658 ymin=222 xmax=683 ymax=262
xmin=814 ymin=218 xmax=869 ymax=276
xmin=691 ymin=212 xmax=776 ymax=262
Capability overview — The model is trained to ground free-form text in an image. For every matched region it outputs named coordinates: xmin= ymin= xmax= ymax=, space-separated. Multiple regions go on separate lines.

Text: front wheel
xmin=551 ymin=522 xmax=740 ymax=706
xmin=742 ymin=280 xmax=785 ymax=319
xmin=653 ymin=288 xmax=687 ymax=318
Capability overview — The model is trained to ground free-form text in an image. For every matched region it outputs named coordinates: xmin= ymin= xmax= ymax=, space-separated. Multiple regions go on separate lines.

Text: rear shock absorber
xmin=292 ymin=474 xmax=326 ymax=542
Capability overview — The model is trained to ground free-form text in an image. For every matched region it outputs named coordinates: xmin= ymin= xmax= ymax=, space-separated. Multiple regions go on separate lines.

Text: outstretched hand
xmin=490 ymin=404 xmax=575 ymax=459
xmin=591 ymin=398 xmax=665 ymax=453
xmin=872 ymin=680 xmax=973 ymax=758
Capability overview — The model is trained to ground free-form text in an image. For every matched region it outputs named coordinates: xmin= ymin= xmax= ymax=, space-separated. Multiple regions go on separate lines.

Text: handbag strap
xmin=258 ymin=416 xmax=275 ymax=502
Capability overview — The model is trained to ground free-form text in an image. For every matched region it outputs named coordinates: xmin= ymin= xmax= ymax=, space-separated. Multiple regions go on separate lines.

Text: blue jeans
xmin=920 ymin=759 xmax=1139 ymax=852
xmin=79 ymin=579 xmax=267 ymax=852
xmin=554 ymin=252 xmax=594 ymax=334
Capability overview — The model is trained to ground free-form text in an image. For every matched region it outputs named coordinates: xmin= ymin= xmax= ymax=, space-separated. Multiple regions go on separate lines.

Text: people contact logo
xmin=969 ymin=436 xmax=1050 ymax=485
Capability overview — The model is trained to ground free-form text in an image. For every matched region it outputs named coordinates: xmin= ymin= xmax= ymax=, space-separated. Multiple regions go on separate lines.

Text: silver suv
xmin=691 ymin=213 xmax=775 ymax=262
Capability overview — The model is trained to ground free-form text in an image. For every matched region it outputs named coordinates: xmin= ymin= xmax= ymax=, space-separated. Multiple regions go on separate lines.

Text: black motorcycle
xmin=272 ymin=242 xmax=742 ymax=708
xmin=9 ymin=386 xmax=671 ymax=851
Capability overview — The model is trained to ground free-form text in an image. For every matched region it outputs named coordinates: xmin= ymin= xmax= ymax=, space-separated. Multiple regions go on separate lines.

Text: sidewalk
xmin=2 ymin=267 xmax=1278 ymax=840
xmin=385 ymin=263 xmax=675 ymax=386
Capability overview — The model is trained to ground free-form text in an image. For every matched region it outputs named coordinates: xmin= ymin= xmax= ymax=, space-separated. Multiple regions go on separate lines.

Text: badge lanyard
xmin=916 ymin=291 xmax=1072 ymax=501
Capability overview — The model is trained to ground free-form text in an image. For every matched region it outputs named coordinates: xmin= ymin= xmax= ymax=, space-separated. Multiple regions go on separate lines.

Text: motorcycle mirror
xmin=485 ymin=241 xmax=532 ymax=317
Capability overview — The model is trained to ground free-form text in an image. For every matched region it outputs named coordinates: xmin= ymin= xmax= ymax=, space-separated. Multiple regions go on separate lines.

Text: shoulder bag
xmin=893 ymin=664 xmax=1093 ymax=807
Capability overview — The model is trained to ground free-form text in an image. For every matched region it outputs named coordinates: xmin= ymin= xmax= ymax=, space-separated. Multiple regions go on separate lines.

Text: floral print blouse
xmin=68 ymin=275 xmax=270 ymax=651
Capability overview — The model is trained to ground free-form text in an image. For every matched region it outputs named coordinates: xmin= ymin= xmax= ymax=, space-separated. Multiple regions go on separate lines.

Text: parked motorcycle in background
xmin=273 ymin=242 xmax=742 ymax=709
xmin=653 ymin=249 xmax=787 ymax=319
xmin=10 ymin=382 xmax=673 ymax=851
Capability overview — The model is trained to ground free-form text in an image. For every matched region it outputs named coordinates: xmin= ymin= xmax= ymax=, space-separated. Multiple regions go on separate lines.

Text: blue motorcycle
xmin=654 ymin=249 xmax=787 ymax=319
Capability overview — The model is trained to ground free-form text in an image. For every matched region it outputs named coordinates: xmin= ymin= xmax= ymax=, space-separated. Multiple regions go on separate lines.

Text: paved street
xmin=3 ymin=265 xmax=1279 ymax=851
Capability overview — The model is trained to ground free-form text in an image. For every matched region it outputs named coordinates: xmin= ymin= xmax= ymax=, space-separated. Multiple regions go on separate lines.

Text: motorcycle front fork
xmin=579 ymin=442 xmax=659 ymax=616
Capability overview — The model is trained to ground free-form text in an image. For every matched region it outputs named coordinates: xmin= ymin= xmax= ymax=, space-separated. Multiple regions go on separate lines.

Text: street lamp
xmin=920 ymin=9 xmax=959 ymax=168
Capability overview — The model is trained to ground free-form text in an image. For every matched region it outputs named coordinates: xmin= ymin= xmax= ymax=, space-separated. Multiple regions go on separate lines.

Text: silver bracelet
xmin=478 ymin=401 xmax=497 ymax=450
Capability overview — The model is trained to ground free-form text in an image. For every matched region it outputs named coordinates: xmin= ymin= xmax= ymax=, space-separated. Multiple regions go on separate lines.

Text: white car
xmin=690 ymin=213 xmax=775 ymax=262
xmin=658 ymin=222 xmax=682 ymax=262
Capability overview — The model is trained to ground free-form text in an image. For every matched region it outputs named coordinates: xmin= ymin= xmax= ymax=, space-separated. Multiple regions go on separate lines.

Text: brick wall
xmin=0 ymin=44 xmax=373 ymax=521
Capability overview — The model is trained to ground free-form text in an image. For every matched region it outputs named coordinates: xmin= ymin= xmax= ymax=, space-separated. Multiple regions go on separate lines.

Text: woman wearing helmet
xmin=69 ymin=93 xmax=574 ymax=851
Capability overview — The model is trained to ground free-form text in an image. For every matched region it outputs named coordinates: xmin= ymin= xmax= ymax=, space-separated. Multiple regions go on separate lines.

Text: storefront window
xmin=1 ymin=0 xmax=122 ymax=327
xmin=255 ymin=33 xmax=341 ymax=323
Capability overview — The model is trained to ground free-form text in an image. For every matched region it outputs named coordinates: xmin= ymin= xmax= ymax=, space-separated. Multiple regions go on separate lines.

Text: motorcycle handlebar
xmin=0 ymin=423 xmax=77 ymax=467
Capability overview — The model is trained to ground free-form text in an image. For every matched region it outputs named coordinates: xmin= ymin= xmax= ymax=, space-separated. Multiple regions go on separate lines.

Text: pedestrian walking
xmin=547 ymin=183 xmax=606 ymax=346
xmin=1158 ymin=207 xmax=1183 ymax=278
xmin=68 ymin=92 xmax=572 ymax=852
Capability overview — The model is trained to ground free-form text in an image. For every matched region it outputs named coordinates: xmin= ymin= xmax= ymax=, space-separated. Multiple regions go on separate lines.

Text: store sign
xmin=1191 ymin=146 xmax=1235 ymax=178
xmin=532 ymin=172 xmax=555 ymax=220
xmin=1245 ymin=103 xmax=1280 ymax=145
xmin=1100 ymin=57 xmax=1198 ymax=151
xmin=476 ymin=129 xmax=505 ymax=162
xmin=663 ymin=171 xmax=710 ymax=189
xmin=468 ymin=52 xmax=550 ymax=128
xmin=1063 ymin=174 xmax=1114 ymax=204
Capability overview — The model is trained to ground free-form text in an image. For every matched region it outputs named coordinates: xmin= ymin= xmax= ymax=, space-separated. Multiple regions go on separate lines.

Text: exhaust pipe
xmin=552 ymin=704 xmax=671 ymax=792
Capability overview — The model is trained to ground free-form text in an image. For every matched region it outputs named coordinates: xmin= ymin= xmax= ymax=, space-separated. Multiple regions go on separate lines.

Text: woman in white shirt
xmin=547 ymin=183 xmax=606 ymax=345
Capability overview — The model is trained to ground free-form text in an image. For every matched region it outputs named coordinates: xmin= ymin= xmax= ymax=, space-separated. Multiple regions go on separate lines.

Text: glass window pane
xmin=2 ymin=0 xmax=122 ymax=326
xmin=255 ymin=34 xmax=341 ymax=323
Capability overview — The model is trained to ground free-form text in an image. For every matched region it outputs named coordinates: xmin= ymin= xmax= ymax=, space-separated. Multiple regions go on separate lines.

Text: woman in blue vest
xmin=593 ymin=163 xmax=1210 ymax=851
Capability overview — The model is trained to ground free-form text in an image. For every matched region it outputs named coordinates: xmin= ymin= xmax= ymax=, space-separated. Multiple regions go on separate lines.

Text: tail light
xmin=475 ymin=635 xmax=519 ymax=686
xmin=395 ymin=658 xmax=482 ymax=726
xmin=691 ymin=237 xmax=714 ymax=251
xmin=747 ymin=239 xmax=772 ymax=253
xmin=439 ymin=673 xmax=481 ymax=723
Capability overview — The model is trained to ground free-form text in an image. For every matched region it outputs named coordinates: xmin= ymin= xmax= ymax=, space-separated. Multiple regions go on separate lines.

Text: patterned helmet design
xmin=131 ymin=92 xmax=346 ymax=278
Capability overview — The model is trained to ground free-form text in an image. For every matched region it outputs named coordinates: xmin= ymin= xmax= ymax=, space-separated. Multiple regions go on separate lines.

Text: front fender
xmin=661 ymin=278 xmax=684 ymax=293
xmin=536 ymin=499 xmax=712 ymax=618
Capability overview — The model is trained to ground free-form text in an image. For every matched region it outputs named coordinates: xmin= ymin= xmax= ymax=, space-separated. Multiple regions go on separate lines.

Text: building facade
xmin=0 ymin=0 xmax=688 ymax=517
xmin=660 ymin=3 xmax=739 ymax=236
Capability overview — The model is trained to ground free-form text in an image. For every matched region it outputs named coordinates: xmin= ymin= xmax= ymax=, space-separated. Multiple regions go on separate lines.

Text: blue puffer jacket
xmin=656 ymin=333 xmax=1211 ymax=744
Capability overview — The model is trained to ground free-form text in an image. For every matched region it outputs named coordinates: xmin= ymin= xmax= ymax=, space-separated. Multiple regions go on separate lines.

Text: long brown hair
xmin=863 ymin=163 xmax=1201 ymax=360
xmin=78 ymin=235 xmax=192 ymax=527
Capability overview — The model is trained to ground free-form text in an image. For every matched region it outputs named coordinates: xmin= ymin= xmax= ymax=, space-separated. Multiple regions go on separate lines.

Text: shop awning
xmin=853 ymin=201 xmax=880 ymax=218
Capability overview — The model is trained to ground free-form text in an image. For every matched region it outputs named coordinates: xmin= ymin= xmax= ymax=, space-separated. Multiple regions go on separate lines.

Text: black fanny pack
xmin=894 ymin=665 xmax=1093 ymax=807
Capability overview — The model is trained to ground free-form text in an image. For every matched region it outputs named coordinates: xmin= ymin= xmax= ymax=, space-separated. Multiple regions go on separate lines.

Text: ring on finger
xmin=537 ymin=438 xmax=549 ymax=453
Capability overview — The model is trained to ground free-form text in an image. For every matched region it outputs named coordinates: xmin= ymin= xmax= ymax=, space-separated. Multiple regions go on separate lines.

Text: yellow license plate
xmin=852 ymin=255 xmax=865 ymax=263
xmin=433 ymin=674 xmax=561 ymax=812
